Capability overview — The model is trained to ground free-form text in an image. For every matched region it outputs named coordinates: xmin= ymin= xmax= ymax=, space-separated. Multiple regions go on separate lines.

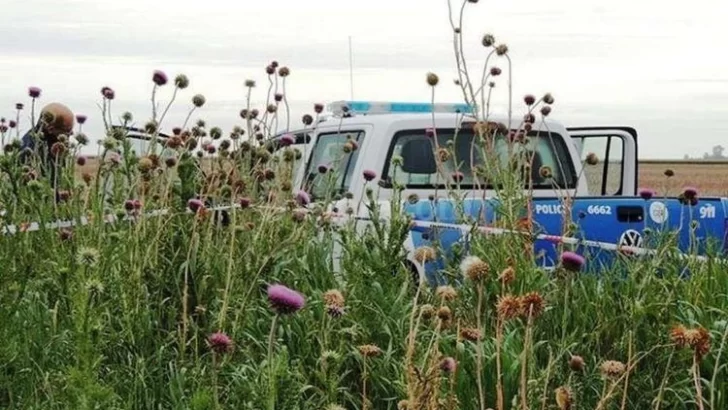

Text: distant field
xmin=77 ymin=158 xmax=728 ymax=197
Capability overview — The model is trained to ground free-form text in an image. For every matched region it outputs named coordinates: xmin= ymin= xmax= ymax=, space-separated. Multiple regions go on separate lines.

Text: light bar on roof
xmin=328 ymin=101 xmax=475 ymax=116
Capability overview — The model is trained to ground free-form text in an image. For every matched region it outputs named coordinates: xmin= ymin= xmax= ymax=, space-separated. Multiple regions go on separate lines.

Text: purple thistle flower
xmin=425 ymin=127 xmax=436 ymax=138
xmin=280 ymin=133 xmax=295 ymax=147
xmin=683 ymin=186 xmax=698 ymax=200
xmin=28 ymin=86 xmax=41 ymax=98
xmin=75 ymin=114 xmax=87 ymax=125
xmin=76 ymin=156 xmax=87 ymax=166
xmin=317 ymin=164 xmax=328 ymax=174
xmin=638 ymin=188 xmax=655 ymax=200
xmin=362 ymin=169 xmax=377 ymax=182
xmin=8 ymin=120 xmax=17 ymax=129
xmin=207 ymin=332 xmax=233 ymax=354
xmin=124 ymin=200 xmax=135 ymax=211
xmin=152 ymin=70 xmax=168 ymax=86
xmin=15 ymin=103 xmax=24 ymax=110
xmin=239 ymin=197 xmax=251 ymax=209
xmin=314 ymin=103 xmax=324 ymax=114
xmin=452 ymin=171 xmax=464 ymax=183
xmin=101 ymin=86 xmax=115 ymax=100
xmin=295 ymin=190 xmax=311 ymax=206
xmin=440 ymin=357 xmax=457 ymax=374
xmin=188 ymin=198 xmax=205 ymax=213
xmin=561 ymin=251 xmax=585 ymax=272
xmin=267 ymin=284 xmax=305 ymax=315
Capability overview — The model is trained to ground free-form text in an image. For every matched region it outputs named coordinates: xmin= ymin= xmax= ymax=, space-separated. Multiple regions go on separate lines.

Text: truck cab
xmin=272 ymin=101 xmax=708 ymax=281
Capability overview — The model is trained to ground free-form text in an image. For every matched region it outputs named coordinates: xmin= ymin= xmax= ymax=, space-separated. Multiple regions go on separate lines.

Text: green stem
xmin=267 ymin=313 xmax=280 ymax=410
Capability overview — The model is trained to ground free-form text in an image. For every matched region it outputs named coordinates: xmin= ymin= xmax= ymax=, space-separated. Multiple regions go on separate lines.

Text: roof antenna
xmin=348 ymin=36 xmax=354 ymax=100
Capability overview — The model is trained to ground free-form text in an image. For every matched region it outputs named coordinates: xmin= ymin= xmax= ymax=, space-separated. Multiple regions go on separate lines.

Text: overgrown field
xmin=2 ymin=2 xmax=727 ymax=409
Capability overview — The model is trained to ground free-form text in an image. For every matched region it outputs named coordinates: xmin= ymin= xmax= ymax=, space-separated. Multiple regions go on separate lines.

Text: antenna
xmin=348 ymin=36 xmax=354 ymax=100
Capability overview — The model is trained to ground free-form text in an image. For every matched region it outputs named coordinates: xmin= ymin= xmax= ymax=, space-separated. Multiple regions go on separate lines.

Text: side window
xmin=577 ymin=135 xmax=624 ymax=196
xmin=384 ymin=129 xmax=576 ymax=189
xmin=303 ymin=130 xmax=365 ymax=200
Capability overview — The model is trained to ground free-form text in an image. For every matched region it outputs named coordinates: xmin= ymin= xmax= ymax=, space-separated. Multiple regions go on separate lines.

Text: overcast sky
xmin=1 ymin=0 xmax=726 ymax=159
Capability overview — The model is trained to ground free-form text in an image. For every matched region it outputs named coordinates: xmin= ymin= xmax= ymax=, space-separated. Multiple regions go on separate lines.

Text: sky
xmin=1 ymin=0 xmax=727 ymax=159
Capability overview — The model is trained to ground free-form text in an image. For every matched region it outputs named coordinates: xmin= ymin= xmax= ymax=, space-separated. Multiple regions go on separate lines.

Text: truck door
xmin=567 ymin=127 xmax=638 ymax=197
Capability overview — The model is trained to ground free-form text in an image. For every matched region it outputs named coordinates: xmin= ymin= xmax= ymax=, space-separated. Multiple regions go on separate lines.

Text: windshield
xmin=302 ymin=130 xmax=365 ymax=200
xmin=382 ymin=128 xmax=577 ymax=189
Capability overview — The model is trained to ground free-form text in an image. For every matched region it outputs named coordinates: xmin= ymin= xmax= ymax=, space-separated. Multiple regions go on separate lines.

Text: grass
xmin=1 ymin=2 xmax=727 ymax=409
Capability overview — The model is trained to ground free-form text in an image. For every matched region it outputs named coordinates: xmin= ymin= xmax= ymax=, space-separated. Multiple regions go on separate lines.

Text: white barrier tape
xmin=2 ymin=203 xmax=724 ymax=265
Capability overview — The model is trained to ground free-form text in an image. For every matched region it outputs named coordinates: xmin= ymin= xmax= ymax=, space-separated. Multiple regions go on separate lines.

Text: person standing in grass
xmin=19 ymin=102 xmax=75 ymax=193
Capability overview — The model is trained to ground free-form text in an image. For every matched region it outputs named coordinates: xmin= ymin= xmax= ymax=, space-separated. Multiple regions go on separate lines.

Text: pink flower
xmin=207 ymin=332 xmax=233 ymax=354
xmin=440 ymin=357 xmax=457 ymax=373
xmin=560 ymin=251 xmax=585 ymax=272
xmin=152 ymin=70 xmax=168 ymax=86
xmin=280 ymin=133 xmax=295 ymax=147
xmin=28 ymin=86 xmax=41 ymax=98
xmin=101 ymin=86 xmax=115 ymax=100
xmin=363 ymin=169 xmax=377 ymax=182
xmin=638 ymin=188 xmax=655 ymax=200
xmin=188 ymin=198 xmax=205 ymax=213
xmin=267 ymin=284 xmax=305 ymax=315
xmin=295 ymin=190 xmax=311 ymax=206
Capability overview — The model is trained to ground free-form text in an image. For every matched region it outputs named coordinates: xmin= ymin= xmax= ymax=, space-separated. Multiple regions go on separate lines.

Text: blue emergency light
xmin=328 ymin=101 xmax=475 ymax=116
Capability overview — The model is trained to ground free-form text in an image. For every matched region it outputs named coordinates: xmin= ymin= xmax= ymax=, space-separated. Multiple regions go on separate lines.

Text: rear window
xmin=381 ymin=128 xmax=577 ymax=189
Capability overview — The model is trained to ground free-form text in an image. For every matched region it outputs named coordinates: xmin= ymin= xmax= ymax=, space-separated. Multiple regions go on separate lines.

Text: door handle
xmin=616 ymin=205 xmax=644 ymax=223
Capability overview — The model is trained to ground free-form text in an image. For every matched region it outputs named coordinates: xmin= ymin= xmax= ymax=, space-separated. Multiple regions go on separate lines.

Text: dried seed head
xmin=524 ymin=94 xmax=536 ymax=106
xmin=413 ymin=246 xmax=436 ymax=263
xmin=496 ymin=294 xmax=522 ymax=321
xmin=436 ymin=286 xmax=458 ymax=302
xmin=482 ymin=34 xmax=496 ymax=47
xmin=266 ymin=65 xmax=275 ymax=75
xmin=540 ymin=105 xmax=552 ymax=116
xmin=664 ymin=169 xmax=674 ymax=177
xmin=585 ymin=152 xmax=599 ymax=165
xmin=495 ymin=44 xmax=509 ymax=56
xmin=358 ymin=344 xmax=382 ymax=358
xmin=490 ymin=66 xmax=502 ymax=76
xmin=192 ymin=94 xmax=206 ymax=108
xmin=539 ymin=165 xmax=553 ymax=179
xmin=426 ymin=72 xmax=440 ymax=86
xmin=302 ymin=114 xmax=314 ymax=125
xmin=554 ymin=386 xmax=572 ymax=410
xmin=436 ymin=306 xmax=452 ymax=321
xmin=174 ymin=74 xmax=190 ymax=89
xmin=459 ymin=327 xmax=482 ymax=342
xmin=684 ymin=327 xmax=711 ymax=357
xmin=498 ymin=266 xmax=515 ymax=286
xmin=420 ymin=304 xmax=435 ymax=320
xmin=519 ymin=291 xmax=545 ymax=318
xmin=600 ymin=360 xmax=626 ymax=379
xmin=278 ymin=66 xmax=290 ymax=77
xmin=543 ymin=93 xmax=555 ymax=104
xmin=323 ymin=289 xmax=345 ymax=308
xmin=314 ymin=103 xmax=324 ymax=113
xmin=569 ymin=355 xmax=585 ymax=372
xmin=460 ymin=255 xmax=489 ymax=282
xmin=397 ymin=400 xmax=409 ymax=410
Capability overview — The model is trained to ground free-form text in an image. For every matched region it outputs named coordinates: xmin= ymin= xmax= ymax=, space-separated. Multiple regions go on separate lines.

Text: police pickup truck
xmin=276 ymin=100 xmax=728 ymax=284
